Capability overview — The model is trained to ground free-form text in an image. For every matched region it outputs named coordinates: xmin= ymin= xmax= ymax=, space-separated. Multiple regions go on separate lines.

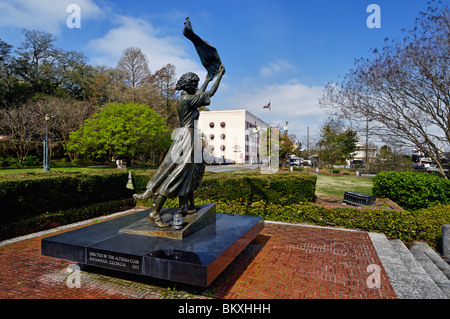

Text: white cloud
xmin=220 ymin=79 xmax=325 ymax=138
xmin=0 ymin=0 xmax=102 ymax=34
xmin=87 ymin=15 xmax=205 ymax=78
xmin=260 ymin=60 xmax=295 ymax=77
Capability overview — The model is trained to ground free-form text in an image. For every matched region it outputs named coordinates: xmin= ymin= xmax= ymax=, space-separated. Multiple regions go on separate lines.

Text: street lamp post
xmin=43 ymin=114 xmax=51 ymax=172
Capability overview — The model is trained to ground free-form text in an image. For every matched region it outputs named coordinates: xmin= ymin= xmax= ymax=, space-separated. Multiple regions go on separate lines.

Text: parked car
xmin=301 ymin=159 xmax=311 ymax=166
xmin=288 ymin=158 xmax=301 ymax=166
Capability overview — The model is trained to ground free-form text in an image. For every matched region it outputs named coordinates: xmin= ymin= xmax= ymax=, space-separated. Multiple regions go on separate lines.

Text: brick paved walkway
xmin=0 ymin=212 xmax=396 ymax=299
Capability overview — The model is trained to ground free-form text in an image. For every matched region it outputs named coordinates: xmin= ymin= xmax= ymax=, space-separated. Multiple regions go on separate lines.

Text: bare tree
xmin=0 ymin=105 xmax=39 ymax=161
xmin=147 ymin=63 xmax=178 ymax=128
xmin=149 ymin=63 xmax=177 ymax=106
xmin=31 ymin=96 xmax=96 ymax=160
xmin=320 ymin=1 xmax=450 ymax=178
xmin=116 ymin=47 xmax=150 ymax=89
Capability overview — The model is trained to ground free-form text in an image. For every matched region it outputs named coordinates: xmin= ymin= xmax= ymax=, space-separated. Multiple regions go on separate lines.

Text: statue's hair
xmin=176 ymin=72 xmax=199 ymax=91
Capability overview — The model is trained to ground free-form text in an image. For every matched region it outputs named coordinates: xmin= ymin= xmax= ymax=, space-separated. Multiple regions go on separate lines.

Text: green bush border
xmin=204 ymin=199 xmax=449 ymax=250
xmin=373 ymin=171 xmax=450 ymax=211
xmin=0 ymin=198 xmax=135 ymax=242
xmin=133 ymin=170 xmax=317 ymax=207
xmin=0 ymin=169 xmax=133 ymax=224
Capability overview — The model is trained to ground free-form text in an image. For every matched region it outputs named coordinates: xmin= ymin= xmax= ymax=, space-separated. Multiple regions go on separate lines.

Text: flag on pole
xmin=263 ymin=102 xmax=271 ymax=109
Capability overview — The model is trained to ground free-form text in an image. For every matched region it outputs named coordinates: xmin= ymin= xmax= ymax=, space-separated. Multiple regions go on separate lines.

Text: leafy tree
xmin=318 ymin=118 xmax=358 ymax=172
xmin=279 ymin=132 xmax=299 ymax=165
xmin=11 ymin=29 xmax=93 ymax=101
xmin=0 ymin=39 xmax=13 ymax=106
xmin=67 ymin=103 xmax=171 ymax=165
xmin=0 ymin=38 xmax=31 ymax=107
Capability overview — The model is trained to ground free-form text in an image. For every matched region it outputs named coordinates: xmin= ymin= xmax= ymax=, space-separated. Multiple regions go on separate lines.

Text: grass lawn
xmin=315 ymin=174 xmax=373 ymax=196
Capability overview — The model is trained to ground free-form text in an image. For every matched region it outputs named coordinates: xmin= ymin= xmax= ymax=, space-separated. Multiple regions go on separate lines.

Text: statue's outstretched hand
xmin=219 ymin=64 xmax=225 ymax=76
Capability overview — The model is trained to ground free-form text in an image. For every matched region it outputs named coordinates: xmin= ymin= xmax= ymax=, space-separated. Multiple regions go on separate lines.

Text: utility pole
xmin=307 ymin=126 xmax=310 ymax=155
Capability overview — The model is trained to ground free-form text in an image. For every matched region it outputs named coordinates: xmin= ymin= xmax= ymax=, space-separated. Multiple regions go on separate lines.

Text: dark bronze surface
xmin=119 ymin=204 xmax=216 ymax=239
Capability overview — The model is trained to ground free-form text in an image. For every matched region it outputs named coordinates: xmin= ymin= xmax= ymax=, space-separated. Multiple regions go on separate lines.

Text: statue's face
xmin=185 ymin=78 xmax=199 ymax=94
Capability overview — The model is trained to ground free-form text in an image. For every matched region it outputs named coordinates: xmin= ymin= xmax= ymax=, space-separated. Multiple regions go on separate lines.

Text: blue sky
xmin=0 ymin=0 xmax=432 ymax=143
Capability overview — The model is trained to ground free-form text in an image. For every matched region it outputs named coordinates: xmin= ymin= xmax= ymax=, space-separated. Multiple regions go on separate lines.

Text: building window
xmin=220 ymin=133 xmax=226 ymax=140
xmin=220 ymin=145 xmax=226 ymax=151
xmin=210 ymin=145 xmax=215 ymax=151
xmin=209 ymin=122 xmax=215 ymax=128
xmin=220 ymin=122 xmax=226 ymax=128
xmin=209 ymin=134 xmax=215 ymax=140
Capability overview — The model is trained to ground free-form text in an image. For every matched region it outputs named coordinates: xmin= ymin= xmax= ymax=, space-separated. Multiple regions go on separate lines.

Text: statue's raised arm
xmin=183 ymin=17 xmax=224 ymax=79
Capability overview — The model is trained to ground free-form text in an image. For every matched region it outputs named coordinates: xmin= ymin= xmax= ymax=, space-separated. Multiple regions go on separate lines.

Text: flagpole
xmin=263 ymin=100 xmax=271 ymax=169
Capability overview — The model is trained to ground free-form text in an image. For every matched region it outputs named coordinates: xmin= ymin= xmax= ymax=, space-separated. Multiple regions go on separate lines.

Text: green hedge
xmin=0 ymin=170 xmax=133 ymax=224
xmin=132 ymin=170 xmax=317 ymax=206
xmin=372 ymin=171 xmax=450 ymax=211
xmin=180 ymin=198 xmax=448 ymax=250
xmin=0 ymin=198 xmax=135 ymax=241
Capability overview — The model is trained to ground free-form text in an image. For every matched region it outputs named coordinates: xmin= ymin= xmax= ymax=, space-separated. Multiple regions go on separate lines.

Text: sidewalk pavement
xmin=0 ymin=209 xmax=396 ymax=299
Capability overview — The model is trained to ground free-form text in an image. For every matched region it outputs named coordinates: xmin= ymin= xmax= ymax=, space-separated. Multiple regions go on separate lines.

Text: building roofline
xmin=199 ymin=109 xmax=268 ymax=126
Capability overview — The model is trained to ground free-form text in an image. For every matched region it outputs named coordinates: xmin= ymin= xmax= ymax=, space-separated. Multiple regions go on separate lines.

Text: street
xmin=205 ymin=163 xmax=260 ymax=173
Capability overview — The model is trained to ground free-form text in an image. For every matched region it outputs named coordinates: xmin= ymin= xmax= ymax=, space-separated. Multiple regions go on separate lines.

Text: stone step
xmin=369 ymin=233 xmax=426 ymax=299
xmin=409 ymin=242 xmax=450 ymax=298
xmin=369 ymin=232 xmax=447 ymax=299
xmin=390 ymin=239 xmax=447 ymax=299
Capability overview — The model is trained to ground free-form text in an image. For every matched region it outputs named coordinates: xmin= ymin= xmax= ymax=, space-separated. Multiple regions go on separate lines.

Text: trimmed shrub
xmin=0 ymin=198 xmax=135 ymax=241
xmin=131 ymin=169 xmax=156 ymax=193
xmin=198 ymin=172 xmax=317 ymax=204
xmin=0 ymin=170 xmax=133 ymax=224
xmin=372 ymin=171 xmax=450 ymax=211
xmin=413 ymin=204 xmax=450 ymax=249
xmin=132 ymin=170 xmax=317 ymax=206
xmin=188 ymin=198 xmax=449 ymax=250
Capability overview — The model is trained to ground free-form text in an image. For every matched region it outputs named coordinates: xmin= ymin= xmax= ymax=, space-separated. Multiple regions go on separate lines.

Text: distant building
xmin=198 ymin=109 xmax=269 ymax=164
xmin=349 ymin=142 xmax=378 ymax=167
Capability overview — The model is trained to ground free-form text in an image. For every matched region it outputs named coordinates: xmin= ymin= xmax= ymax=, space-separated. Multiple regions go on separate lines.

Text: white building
xmin=198 ymin=109 xmax=269 ymax=164
xmin=348 ymin=142 xmax=378 ymax=166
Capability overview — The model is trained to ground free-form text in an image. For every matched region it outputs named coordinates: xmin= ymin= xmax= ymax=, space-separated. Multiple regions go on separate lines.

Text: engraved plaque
xmin=86 ymin=248 xmax=142 ymax=274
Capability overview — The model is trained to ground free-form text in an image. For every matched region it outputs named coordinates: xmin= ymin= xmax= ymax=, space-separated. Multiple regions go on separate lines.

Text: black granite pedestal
xmin=41 ymin=204 xmax=264 ymax=287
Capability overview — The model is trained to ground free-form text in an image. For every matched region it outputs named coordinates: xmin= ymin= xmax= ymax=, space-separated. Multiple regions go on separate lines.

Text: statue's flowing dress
xmin=144 ymin=91 xmax=209 ymax=198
